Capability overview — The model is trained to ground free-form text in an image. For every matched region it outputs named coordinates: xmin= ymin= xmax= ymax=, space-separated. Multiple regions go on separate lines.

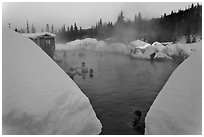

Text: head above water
xmin=134 ymin=110 xmax=142 ymax=118
xmin=82 ymin=62 xmax=85 ymax=67
xmin=90 ymin=68 xmax=93 ymax=73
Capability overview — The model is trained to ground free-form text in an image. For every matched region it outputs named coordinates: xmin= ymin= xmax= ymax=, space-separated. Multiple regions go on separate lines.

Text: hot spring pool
xmin=55 ymin=50 xmax=179 ymax=135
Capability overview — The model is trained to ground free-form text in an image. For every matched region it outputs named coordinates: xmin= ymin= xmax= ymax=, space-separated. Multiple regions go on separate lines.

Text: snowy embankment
xmin=56 ymin=38 xmax=197 ymax=60
xmin=56 ymin=38 xmax=129 ymax=54
xmin=2 ymin=28 xmax=102 ymax=135
xmin=145 ymin=41 xmax=202 ymax=134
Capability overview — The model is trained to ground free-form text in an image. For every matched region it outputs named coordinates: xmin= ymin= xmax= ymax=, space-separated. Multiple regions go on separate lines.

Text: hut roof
xmin=22 ymin=32 xmax=56 ymax=39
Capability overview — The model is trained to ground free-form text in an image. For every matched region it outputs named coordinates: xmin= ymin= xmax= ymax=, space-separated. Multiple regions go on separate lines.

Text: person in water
xmin=89 ymin=68 xmax=94 ymax=78
xmin=68 ymin=62 xmax=88 ymax=79
xmin=132 ymin=110 xmax=145 ymax=134
xmin=133 ymin=110 xmax=142 ymax=126
xmin=81 ymin=62 xmax=88 ymax=73
xmin=67 ymin=67 xmax=77 ymax=80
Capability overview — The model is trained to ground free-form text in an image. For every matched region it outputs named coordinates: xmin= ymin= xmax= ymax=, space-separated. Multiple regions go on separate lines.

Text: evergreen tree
xmin=51 ymin=24 xmax=54 ymax=33
xmin=100 ymin=19 xmax=102 ymax=24
xmin=46 ymin=24 xmax=49 ymax=32
xmin=31 ymin=24 xmax=36 ymax=33
xmin=61 ymin=24 xmax=66 ymax=33
xmin=99 ymin=18 xmax=102 ymax=26
xmin=74 ymin=23 xmax=78 ymax=32
xmin=26 ymin=20 xmax=30 ymax=33
xmin=138 ymin=12 xmax=142 ymax=21
xmin=117 ymin=11 xmax=125 ymax=24
xmin=70 ymin=25 xmax=74 ymax=32
xmin=134 ymin=15 xmax=138 ymax=23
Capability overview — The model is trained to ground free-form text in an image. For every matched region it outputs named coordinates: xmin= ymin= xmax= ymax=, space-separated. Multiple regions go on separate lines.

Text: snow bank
xmin=143 ymin=45 xmax=157 ymax=56
xmin=131 ymin=41 xmax=197 ymax=60
xmin=56 ymin=38 xmax=130 ymax=54
xmin=61 ymin=38 xmax=97 ymax=50
xmin=109 ymin=43 xmax=130 ymax=54
xmin=2 ymin=28 xmax=102 ymax=135
xmin=154 ymin=52 xmax=172 ymax=60
xmin=163 ymin=43 xmax=179 ymax=56
xmin=129 ymin=40 xmax=151 ymax=49
xmin=152 ymin=41 xmax=166 ymax=52
xmin=56 ymin=38 xmax=197 ymax=60
xmin=145 ymin=41 xmax=202 ymax=134
xmin=95 ymin=40 xmax=108 ymax=51
xmin=131 ymin=49 xmax=149 ymax=59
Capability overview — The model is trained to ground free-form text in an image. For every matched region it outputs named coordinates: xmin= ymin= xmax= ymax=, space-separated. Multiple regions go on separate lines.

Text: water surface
xmin=56 ymin=50 xmax=178 ymax=135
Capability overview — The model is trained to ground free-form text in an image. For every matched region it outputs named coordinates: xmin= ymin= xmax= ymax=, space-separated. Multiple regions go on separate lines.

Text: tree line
xmin=56 ymin=3 xmax=201 ymax=43
xmin=15 ymin=3 xmax=201 ymax=44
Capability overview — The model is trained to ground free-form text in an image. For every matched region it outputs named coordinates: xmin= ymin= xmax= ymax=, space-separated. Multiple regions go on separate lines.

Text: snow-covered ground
xmin=56 ymin=38 xmax=198 ymax=60
xmin=56 ymin=38 xmax=129 ymax=54
xmin=129 ymin=39 xmax=151 ymax=49
xmin=145 ymin=40 xmax=202 ymax=134
xmin=2 ymin=28 xmax=102 ymax=135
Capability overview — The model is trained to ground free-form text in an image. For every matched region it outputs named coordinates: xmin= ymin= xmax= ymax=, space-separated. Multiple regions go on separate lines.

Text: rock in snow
xmin=2 ymin=28 xmax=102 ymax=135
xmin=145 ymin=41 xmax=202 ymax=134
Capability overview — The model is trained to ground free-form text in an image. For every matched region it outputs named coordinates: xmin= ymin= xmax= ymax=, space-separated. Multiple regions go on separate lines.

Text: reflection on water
xmin=56 ymin=50 xmax=178 ymax=135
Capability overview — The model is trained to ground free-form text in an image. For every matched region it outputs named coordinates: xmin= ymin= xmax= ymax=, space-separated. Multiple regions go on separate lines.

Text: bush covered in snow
xmin=56 ymin=38 xmax=198 ymax=61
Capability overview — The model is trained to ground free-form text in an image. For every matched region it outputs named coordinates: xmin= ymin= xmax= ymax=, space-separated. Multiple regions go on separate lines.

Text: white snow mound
xmin=56 ymin=39 xmax=197 ymax=60
xmin=2 ymin=28 xmax=102 ymax=135
xmin=154 ymin=52 xmax=172 ymax=60
xmin=152 ymin=41 xmax=165 ymax=52
xmin=145 ymin=41 xmax=202 ymax=134
xmin=56 ymin=38 xmax=130 ymax=54
xmin=129 ymin=40 xmax=151 ymax=49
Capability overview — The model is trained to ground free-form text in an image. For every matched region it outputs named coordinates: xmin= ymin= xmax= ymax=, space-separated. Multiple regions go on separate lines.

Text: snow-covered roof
xmin=22 ymin=32 xmax=56 ymax=39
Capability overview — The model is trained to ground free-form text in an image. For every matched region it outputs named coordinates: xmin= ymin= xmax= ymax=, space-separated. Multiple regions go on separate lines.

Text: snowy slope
xmin=2 ymin=28 xmax=102 ymax=135
xmin=145 ymin=41 xmax=202 ymax=134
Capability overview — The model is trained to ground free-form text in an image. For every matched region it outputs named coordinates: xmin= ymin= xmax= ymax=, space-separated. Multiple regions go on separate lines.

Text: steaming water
xmin=56 ymin=49 xmax=178 ymax=135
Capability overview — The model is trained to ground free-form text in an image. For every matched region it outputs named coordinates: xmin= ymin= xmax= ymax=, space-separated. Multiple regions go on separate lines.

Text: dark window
xmin=40 ymin=38 xmax=45 ymax=46
xmin=45 ymin=39 xmax=51 ymax=46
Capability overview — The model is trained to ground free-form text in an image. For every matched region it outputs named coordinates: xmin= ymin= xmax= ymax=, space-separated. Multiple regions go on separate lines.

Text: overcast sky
xmin=2 ymin=2 xmax=198 ymax=31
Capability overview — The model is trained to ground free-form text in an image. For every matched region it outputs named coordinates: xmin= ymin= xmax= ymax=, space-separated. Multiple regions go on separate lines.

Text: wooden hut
xmin=23 ymin=32 xmax=56 ymax=59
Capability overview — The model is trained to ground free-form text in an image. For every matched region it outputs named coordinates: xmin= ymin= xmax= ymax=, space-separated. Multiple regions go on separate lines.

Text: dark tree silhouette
xmin=46 ymin=24 xmax=50 ymax=32
xmin=55 ymin=3 xmax=202 ymax=44
xmin=31 ymin=24 xmax=36 ymax=33
xmin=51 ymin=24 xmax=54 ymax=33
xmin=26 ymin=20 xmax=30 ymax=33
